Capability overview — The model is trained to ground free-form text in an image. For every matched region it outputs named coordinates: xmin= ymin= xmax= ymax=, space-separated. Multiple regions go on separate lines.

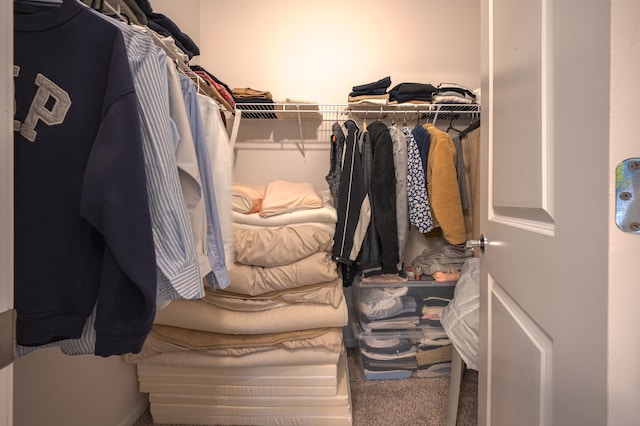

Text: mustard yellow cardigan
xmin=423 ymin=124 xmax=466 ymax=245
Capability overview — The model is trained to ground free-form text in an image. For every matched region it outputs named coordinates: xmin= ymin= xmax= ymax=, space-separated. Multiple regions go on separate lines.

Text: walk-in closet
xmin=6 ymin=1 xmax=639 ymax=426
xmin=10 ymin=1 xmax=481 ymax=424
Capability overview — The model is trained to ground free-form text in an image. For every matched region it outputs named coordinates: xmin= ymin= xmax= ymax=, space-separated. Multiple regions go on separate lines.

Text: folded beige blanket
xmin=137 ymin=325 xmax=343 ymax=358
xmin=234 ymin=225 xmax=333 ymax=267
xmin=153 ymin=295 xmax=348 ymax=335
xmin=232 ymin=87 xmax=273 ymax=99
xmin=123 ymin=346 xmax=342 ymax=368
xmin=204 ymin=279 xmax=343 ymax=310
xmin=227 ymin=251 xmax=338 ymax=296
xmin=275 ymin=98 xmax=322 ymax=120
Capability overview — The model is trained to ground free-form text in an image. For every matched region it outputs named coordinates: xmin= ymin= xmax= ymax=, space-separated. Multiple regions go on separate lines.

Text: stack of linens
xmin=125 ymin=180 xmax=352 ymax=425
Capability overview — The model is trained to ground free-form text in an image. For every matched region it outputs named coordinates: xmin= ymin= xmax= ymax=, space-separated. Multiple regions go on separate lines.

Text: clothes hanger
xmin=460 ymin=117 xmax=481 ymax=139
xmin=446 ymin=114 xmax=463 ymax=135
xmin=183 ymin=67 xmax=210 ymax=97
xmin=90 ymin=0 xmax=131 ymax=24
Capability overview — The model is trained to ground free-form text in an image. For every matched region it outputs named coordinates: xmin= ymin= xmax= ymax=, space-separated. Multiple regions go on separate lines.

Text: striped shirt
xmin=181 ymin=75 xmax=230 ymax=289
xmin=197 ymin=93 xmax=235 ymax=279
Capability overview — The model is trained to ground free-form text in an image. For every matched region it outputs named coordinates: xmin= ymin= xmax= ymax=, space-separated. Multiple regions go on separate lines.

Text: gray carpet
xmin=133 ymin=347 xmax=478 ymax=426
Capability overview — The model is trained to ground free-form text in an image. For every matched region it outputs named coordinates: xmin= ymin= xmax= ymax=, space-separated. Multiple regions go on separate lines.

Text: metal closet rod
xmin=228 ymin=103 xmax=481 ymax=158
xmin=232 ymin=103 xmax=480 ymax=119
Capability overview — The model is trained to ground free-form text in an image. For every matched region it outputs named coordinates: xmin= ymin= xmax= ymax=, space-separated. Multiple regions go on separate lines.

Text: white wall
xmin=13 ymin=349 xmax=147 ymax=426
xmin=195 ymin=0 xmax=480 ymax=104
xmin=151 ymin=0 xmax=201 ymax=51
xmin=152 ymin=0 xmax=481 ymax=190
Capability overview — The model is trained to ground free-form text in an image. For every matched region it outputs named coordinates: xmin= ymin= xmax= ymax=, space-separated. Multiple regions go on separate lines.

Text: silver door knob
xmin=466 ymin=234 xmax=488 ymax=253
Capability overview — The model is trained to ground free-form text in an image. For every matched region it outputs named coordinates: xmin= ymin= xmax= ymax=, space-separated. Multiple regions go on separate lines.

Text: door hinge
xmin=616 ymin=158 xmax=640 ymax=234
xmin=0 ymin=309 xmax=16 ymax=369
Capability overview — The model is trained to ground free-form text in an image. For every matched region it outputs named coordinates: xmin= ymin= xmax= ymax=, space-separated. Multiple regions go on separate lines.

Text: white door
xmin=0 ymin=2 xmax=13 ymax=426
xmin=479 ymin=0 xmax=616 ymax=425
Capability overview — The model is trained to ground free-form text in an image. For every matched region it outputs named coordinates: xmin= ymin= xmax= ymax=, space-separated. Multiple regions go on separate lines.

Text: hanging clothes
xmin=165 ymin=53 xmax=209 ymax=282
xmin=358 ymin=126 xmax=382 ymax=278
xmin=325 ymin=122 xmax=345 ymax=202
xmin=180 ymin=72 xmax=231 ymax=289
xmin=411 ymin=123 xmax=431 ymax=180
xmin=423 ymin=123 xmax=466 ymax=245
xmin=461 ymin=121 xmax=482 ymax=241
xmin=14 ymin=0 xmax=157 ymax=357
xmin=450 ymin=129 xmax=471 ymax=211
xmin=403 ymin=126 xmax=434 ymax=234
xmin=80 ymin=0 xmax=146 ymax=26
xmin=146 ymin=11 xmax=200 ymax=59
xmin=332 ymin=120 xmax=371 ymax=285
xmin=93 ymin=13 xmax=202 ymax=307
xmin=363 ymin=121 xmax=399 ymax=275
xmin=389 ymin=125 xmax=409 ymax=270
xmin=14 ymin=1 xmax=228 ymax=357
xmin=196 ymin=92 xmax=235 ymax=277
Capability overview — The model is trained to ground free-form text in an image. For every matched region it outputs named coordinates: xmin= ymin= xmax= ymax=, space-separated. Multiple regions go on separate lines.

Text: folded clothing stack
xmin=233 ymin=87 xmax=277 ymax=118
xmin=433 ymin=83 xmax=478 ymax=104
xmin=348 ymin=76 xmax=392 ymax=105
xmin=410 ymin=244 xmax=475 ymax=282
xmin=389 ymin=82 xmax=438 ymax=103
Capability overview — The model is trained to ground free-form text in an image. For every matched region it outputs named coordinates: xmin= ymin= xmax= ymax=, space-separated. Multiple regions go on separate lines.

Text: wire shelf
xmin=228 ymin=102 xmax=481 ymax=158
xmin=232 ymin=102 xmax=480 ymax=122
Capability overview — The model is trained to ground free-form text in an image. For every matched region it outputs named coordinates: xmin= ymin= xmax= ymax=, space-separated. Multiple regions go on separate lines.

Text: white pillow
xmin=259 ymin=180 xmax=323 ymax=218
xmin=232 ymin=183 xmax=266 ymax=214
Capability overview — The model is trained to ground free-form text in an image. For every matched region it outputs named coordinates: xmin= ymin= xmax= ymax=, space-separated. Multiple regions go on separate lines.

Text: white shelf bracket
xmin=229 ymin=108 xmax=242 ymax=149
xmin=295 ymin=104 xmax=306 ymax=160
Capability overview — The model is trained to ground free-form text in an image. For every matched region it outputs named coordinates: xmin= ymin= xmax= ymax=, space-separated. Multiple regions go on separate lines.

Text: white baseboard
xmin=117 ymin=394 xmax=149 ymax=426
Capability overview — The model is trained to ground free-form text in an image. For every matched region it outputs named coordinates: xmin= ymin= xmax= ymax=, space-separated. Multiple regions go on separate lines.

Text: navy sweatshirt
xmin=14 ymin=0 xmax=157 ymax=356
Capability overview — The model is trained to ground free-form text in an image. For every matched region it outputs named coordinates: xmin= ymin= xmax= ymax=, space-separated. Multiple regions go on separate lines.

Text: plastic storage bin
xmin=352 ymin=275 xmax=456 ymax=332
xmin=351 ymin=318 xmax=453 ymax=380
xmin=350 ymin=276 xmax=456 ymax=380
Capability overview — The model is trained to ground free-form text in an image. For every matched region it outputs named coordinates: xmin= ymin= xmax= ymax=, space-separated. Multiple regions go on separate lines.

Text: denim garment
xmin=412 ymin=124 xmax=431 ymax=178
xmin=349 ymin=87 xmax=388 ymax=97
xmin=352 ymin=76 xmax=391 ymax=92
